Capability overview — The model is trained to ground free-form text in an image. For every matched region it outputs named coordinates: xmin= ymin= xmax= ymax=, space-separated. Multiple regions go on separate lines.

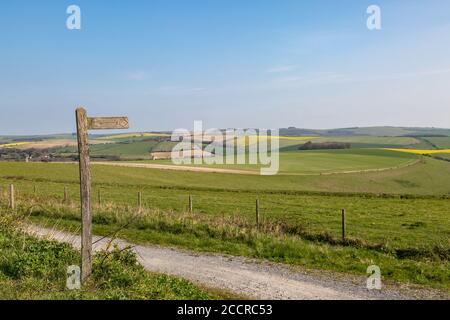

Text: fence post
xmin=9 ymin=184 xmax=15 ymax=209
xmin=64 ymin=186 xmax=69 ymax=203
xmin=189 ymin=195 xmax=193 ymax=213
xmin=138 ymin=191 xmax=142 ymax=212
xmin=341 ymin=208 xmax=346 ymax=241
xmin=256 ymin=199 xmax=260 ymax=229
xmin=98 ymin=189 xmax=102 ymax=206
xmin=34 ymin=185 xmax=37 ymax=194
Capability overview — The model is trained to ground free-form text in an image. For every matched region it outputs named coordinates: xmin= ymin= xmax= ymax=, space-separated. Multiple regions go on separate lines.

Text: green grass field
xmin=0 ymin=154 xmax=449 ymax=290
xmin=55 ymin=139 xmax=177 ymax=159
xmin=432 ymin=153 xmax=450 ymax=161
xmin=1 ymin=153 xmax=450 ymax=195
xmin=149 ymin=149 xmax=418 ymax=175
xmin=423 ymin=137 xmax=450 ymax=149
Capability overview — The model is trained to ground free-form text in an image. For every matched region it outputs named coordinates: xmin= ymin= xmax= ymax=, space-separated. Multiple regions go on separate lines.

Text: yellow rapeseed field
xmin=0 ymin=142 xmax=32 ymax=148
xmin=384 ymin=148 xmax=450 ymax=154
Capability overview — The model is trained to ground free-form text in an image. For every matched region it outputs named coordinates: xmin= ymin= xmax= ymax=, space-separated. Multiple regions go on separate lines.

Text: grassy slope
xmin=2 ymin=153 xmax=450 ymax=195
xmin=55 ymin=139 xmax=177 ymax=159
xmin=138 ymin=149 xmax=417 ymax=175
xmin=266 ymin=149 xmax=415 ymax=174
xmin=432 ymin=153 xmax=450 ymax=161
xmin=423 ymin=137 xmax=450 ymax=149
xmin=89 ymin=141 xmax=158 ymax=158
xmin=0 ymin=160 xmax=449 ymax=250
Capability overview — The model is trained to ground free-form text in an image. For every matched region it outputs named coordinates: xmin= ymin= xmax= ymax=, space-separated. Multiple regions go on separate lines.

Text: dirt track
xmin=93 ymin=161 xmax=260 ymax=175
xmin=24 ymin=225 xmax=446 ymax=300
xmin=90 ymin=159 xmax=421 ymax=176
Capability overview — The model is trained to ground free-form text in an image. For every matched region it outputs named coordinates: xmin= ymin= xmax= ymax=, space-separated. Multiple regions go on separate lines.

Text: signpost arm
xmin=76 ymin=107 xmax=92 ymax=284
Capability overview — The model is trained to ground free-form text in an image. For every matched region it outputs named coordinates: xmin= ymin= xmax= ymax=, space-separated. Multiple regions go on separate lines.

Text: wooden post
xmin=9 ymin=184 xmax=15 ymax=209
xmin=34 ymin=185 xmax=37 ymax=194
xmin=98 ymin=189 xmax=102 ymax=206
xmin=189 ymin=195 xmax=193 ymax=213
xmin=256 ymin=199 xmax=260 ymax=229
xmin=138 ymin=191 xmax=142 ymax=211
xmin=76 ymin=108 xmax=92 ymax=284
xmin=75 ymin=107 xmax=128 ymax=285
xmin=341 ymin=208 xmax=346 ymax=242
xmin=64 ymin=186 xmax=69 ymax=203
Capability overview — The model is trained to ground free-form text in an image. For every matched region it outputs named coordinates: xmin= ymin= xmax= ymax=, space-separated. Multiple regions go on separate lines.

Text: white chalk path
xmin=24 ymin=225 xmax=442 ymax=300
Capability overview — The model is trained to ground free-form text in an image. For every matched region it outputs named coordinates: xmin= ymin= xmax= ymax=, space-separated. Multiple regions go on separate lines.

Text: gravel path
xmin=24 ymin=225 xmax=445 ymax=300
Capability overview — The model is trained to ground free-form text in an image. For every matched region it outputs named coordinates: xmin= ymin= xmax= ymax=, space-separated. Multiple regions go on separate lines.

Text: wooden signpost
xmin=75 ymin=107 xmax=129 ymax=284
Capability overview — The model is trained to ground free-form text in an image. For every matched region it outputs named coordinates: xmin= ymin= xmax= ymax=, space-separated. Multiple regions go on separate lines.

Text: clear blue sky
xmin=1 ymin=0 xmax=450 ymax=134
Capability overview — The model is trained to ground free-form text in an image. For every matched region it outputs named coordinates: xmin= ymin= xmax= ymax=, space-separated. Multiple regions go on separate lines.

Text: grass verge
xmin=0 ymin=213 xmax=233 ymax=300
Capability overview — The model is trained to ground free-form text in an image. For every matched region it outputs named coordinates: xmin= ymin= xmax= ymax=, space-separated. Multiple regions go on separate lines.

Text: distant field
xmin=0 ymin=139 xmax=107 ymax=150
xmin=146 ymin=149 xmax=418 ymax=175
xmin=1 ymin=154 xmax=450 ymax=196
xmin=89 ymin=140 xmax=158 ymax=158
xmin=0 ymin=135 xmax=427 ymax=161
xmin=314 ymin=136 xmax=420 ymax=146
xmin=423 ymin=137 xmax=450 ymax=149
xmin=430 ymin=153 xmax=450 ymax=162
xmin=56 ymin=140 xmax=174 ymax=159
xmin=0 ymin=142 xmax=32 ymax=148
xmin=385 ymin=148 xmax=450 ymax=155
xmin=278 ymin=149 xmax=417 ymax=174
xmin=97 ymin=133 xmax=171 ymax=140
xmin=279 ymin=136 xmax=421 ymax=151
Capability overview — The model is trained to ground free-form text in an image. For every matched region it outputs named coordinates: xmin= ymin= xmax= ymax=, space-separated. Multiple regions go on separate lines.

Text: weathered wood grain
xmin=87 ymin=117 xmax=129 ymax=130
xmin=76 ymin=107 xmax=92 ymax=284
